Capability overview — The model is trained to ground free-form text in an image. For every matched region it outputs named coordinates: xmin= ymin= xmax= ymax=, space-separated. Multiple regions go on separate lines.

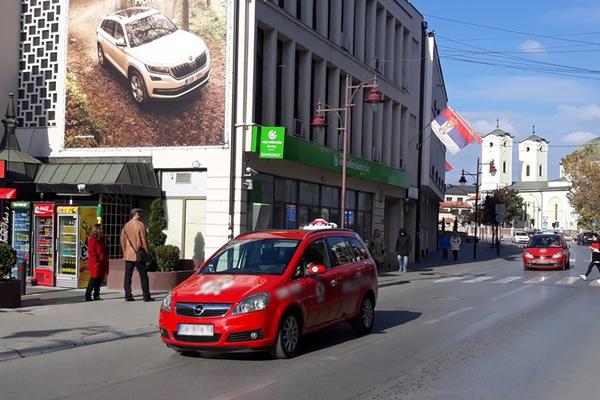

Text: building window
xmin=526 ymin=165 xmax=530 ymax=177
xmin=503 ymin=161 xmax=506 ymax=174
xmin=456 ymin=197 xmax=463 ymax=202
xmin=489 ymin=142 xmax=493 ymax=147
xmin=526 ymin=147 xmax=530 ymax=152
xmin=446 ymin=197 xmax=453 ymax=202
xmin=554 ymin=203 xmax=558 ymax=221
xmin=100 ymin=194 xmax=132 ymax=259
xmin=539 ymin=165 xmax=542 ymax=177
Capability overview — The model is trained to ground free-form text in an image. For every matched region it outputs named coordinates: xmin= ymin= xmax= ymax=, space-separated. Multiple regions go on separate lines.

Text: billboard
xmin=65 ymin=0 xmax=228 ymax=148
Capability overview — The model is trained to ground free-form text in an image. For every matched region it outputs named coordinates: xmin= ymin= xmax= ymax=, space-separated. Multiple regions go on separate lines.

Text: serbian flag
xmin=431 ymin=107 xmax=480 ymax=154
xmin=444 ymin=160 xmax=453 ymax=172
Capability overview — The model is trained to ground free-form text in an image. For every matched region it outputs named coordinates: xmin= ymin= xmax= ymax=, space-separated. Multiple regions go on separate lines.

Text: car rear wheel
xmin=129 ymin=70 xmax=148 ymax=105
xmin=97 ymin=44 xmax=106 ymax=67
xmin=351 ymin=295 xmax=375 ymax=335
xmin=270 ymin=313 xmax=301 ymax=359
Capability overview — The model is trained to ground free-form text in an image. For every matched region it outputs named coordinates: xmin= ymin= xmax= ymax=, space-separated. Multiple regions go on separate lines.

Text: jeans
xmin=397 ymin=255 xmax=408 ymax=271
xmin=452 ymin=250 xmax=459 ymax=261
xmin=442 ymin=249 xmax=448 ymax=259
xmin=124 ymin=261 xmax=151 ymax=300
xmin=584 ymin=261 xmax=600 ymax=277
xmin=85 ymin=277 xmax=103 ymax=300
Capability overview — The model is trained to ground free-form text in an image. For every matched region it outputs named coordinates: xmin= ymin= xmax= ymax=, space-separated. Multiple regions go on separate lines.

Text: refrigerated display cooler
xmin=55 ymin=206 xmax=95 ymax=288
xmin=10 ymin=201 xmax=32 ymax=280
xmin=33 ymin=203 xmax=55 ymax=286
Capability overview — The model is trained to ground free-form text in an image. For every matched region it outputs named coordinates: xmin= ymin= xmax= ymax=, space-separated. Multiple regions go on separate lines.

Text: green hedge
xmin=0 ymin=243 xmax=17 ymax=280
xmin=154 ymin=245 xmax=181 ymax=272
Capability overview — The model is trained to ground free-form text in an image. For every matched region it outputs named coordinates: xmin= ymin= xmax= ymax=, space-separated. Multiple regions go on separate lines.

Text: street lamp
xmin=311 ymin=73 xmax=384 ymax=228
xmin=458 ymin=158 xmax=496 ymax=259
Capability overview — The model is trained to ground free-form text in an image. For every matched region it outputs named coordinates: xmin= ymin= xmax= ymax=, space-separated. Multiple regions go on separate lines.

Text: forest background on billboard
xmin=65 ymin=0 xmax=227 ymax=147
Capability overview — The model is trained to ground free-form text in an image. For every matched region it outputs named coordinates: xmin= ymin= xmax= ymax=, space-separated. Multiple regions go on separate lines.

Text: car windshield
xmin=201 ymin=238 xmax=300 ymax=275
xmin=125 ymin=13 xmax=177 ymax=47
xmin=527 ymin=235 xmax=563 ymax=248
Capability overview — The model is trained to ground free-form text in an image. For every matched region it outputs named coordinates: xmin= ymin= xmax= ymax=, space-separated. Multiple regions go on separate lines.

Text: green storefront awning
xmin=34 ymin=159 xmax=160 ymax=197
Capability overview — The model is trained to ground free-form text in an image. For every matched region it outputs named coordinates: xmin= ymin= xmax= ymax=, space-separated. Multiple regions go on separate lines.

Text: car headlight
xmin=161 ymin=292 xmax=172 ymax=312
xmin=146 ymin=65 xmax=171 ymax=74
xmin=524 ymin=252 xmax=534 ymax=259
xmin=552 ymin=252 xmax=564 ymax=258
xmin=233 ymin=292 xmax=270 ymax=315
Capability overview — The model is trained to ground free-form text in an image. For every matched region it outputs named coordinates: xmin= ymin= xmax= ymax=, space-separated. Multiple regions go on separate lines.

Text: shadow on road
xmin=2 ymin=325 xmax=111 ymax=339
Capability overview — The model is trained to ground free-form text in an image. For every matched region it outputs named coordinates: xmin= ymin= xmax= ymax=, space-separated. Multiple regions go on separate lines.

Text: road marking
xmin=424 ymin=306 xmax=475 ymax=325
xmin=493 ymin=276 xmax=522 ymax=284
xmin=556 ymin=276 xmax=579 ymax=285
xmin=523 ymin=276 xmax=549 ymax=284
xmin=462 ymin=276 xmax=494 ymax=283
xmin=432 ymin=276 xmax=465 ymax=283
xmin=208 ymin=380 xmax=275 ymax=400
xmin=490 ymin=285 xmax=532 ymax=301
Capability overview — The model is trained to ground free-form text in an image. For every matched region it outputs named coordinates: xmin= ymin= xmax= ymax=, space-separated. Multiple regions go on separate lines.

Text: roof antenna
xmin=496 ymin=118 xmax=499 ymax=129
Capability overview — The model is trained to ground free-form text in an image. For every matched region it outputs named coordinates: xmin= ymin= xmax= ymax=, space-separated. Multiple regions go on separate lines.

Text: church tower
xmin=518 ymin=126 xmax=548 ymax=182
xmin=480 ymin=121 xmax=514 ymax=192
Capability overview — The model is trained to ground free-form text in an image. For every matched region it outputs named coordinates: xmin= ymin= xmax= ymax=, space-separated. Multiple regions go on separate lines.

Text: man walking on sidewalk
xmin=395 ymin=228 xmax=412 ymax=272
xmin=120 ymin=208 xmax=154 ymax=302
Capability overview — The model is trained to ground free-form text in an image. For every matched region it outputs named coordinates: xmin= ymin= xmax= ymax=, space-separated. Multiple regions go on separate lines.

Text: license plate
xmin=185 ymin=72 xmax=203 ymax=85
xmin=178 ymin=324 xmax=214 ymax=336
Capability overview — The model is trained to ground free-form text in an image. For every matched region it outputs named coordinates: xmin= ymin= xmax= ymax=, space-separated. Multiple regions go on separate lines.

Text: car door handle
xmin=330 ymin=279 xmax=338 ymax=287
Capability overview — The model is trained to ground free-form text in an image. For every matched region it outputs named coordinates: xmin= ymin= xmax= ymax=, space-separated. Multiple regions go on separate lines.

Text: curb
xmin=378 ymin=279 xmax=411 ymax=288
xmin=0 ymin=325 xmax=157 ymax=363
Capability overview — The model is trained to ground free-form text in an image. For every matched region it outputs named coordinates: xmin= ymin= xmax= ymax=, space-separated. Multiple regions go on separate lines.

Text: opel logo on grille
xmin=194 ymin=305 xmax=204 ymax=316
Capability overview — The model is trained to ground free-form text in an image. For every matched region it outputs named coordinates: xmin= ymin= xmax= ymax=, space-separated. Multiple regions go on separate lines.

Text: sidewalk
xmin=0 ymin=242 xmax=521 ymax=363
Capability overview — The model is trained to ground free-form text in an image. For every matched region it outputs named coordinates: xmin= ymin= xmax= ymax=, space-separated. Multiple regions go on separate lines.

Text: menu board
xmin=11 ymin=202 xmax=31 ymax=279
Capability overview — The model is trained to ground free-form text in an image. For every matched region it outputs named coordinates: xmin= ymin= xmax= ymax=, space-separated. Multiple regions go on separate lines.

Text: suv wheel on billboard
xmin=97 ymin=44 xmax=106 ymax=68
xmin=129 ymin=70 xmax=148 ymax=105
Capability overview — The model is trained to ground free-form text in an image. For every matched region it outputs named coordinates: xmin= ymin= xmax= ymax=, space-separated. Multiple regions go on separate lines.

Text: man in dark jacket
xmin=396 ymin=228 xmax=412 ymax=272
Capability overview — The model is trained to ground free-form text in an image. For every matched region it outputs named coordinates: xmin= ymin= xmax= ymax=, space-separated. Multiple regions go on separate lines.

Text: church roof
xmin=482 ymin=128 xmax=514 ymax=139
xmin=520 ymin=134 xmax=549 ymax=143
xmin=510 ymin=179 xmax=569 ymax=192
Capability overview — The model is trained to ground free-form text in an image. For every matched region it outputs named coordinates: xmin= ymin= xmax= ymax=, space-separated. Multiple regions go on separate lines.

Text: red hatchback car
xmin=159 ymin=226 xmax=378 ymax=358
xmin=523 ymin=234 xmax=570 ymax=270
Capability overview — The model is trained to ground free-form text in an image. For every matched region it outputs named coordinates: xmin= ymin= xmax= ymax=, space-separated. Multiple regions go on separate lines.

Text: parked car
xmin=523 ymin=234 xmax=570 ymax=270
xmin=159 ymin=220 xmax=378 ymax=359
xmin=512 ymin=231 xmax=530 ymax=244
xmin=97 ymin=7 xmax=211 ymax=105
xmin=578 ymin=232 xmax=596 ymax=245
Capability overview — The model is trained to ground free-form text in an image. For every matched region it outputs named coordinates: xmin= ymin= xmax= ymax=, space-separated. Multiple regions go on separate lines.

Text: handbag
xmin=124 ymin=231 xmax=151 ymax=264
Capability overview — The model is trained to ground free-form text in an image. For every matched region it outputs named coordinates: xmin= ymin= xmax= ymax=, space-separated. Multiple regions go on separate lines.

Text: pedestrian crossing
xmin=431 ymin=274 xmax=600 ymax=287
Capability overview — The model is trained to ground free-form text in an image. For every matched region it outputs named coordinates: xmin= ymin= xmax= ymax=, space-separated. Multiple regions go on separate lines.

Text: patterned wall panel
xmin=18 ymin=0 xmax=62 ymax=127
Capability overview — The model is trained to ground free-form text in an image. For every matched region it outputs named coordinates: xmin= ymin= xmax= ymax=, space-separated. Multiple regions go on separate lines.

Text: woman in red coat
xmin=85 ymin=224 xmax=109 ymax=301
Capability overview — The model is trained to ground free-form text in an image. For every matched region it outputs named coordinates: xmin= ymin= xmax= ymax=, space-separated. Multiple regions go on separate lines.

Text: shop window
xmin=321 ymin=185 xmax=339 ymax=208
xmin=100 ymin=193 xmax=132 ymax=259
xmin=299 ymin=182 xmax=319 ymax=205
xmin=274 ymin=178 xmax=297 ymax=203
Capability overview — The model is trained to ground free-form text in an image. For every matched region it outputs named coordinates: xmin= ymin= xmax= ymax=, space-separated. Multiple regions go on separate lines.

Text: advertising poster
xmin=65 ymin=0 xmax=228 ymax=148
xmin=78 ymin=207 xmax=98 ymax=288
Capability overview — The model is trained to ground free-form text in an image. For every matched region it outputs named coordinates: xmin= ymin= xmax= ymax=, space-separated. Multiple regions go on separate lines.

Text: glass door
xmin=11 ymin=209 xmax=31 ymax=279
xmin=57 ymin=214 xmax=78 ymax=287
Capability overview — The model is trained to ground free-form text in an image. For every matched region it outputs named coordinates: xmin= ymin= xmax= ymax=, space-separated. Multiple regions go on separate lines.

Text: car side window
xmin=326 ymin=236 xmax=354 ymax=268
xmin=293 ymin=239 xmax=329 ymax=279
xmin=114 ymin=23 xmax=125 ymax=41
xmin=102 ymin=20 xmax=115 ymax=37
xmin=346 ymin=237 xmax=369 ymax=261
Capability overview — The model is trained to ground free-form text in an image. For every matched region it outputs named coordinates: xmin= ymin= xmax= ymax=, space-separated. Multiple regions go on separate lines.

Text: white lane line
xmin=523 ymin=276 xmax=549 ymax=284
xmin=208 ymin=380 xmax=275 ymax=400
xmin=462 ymin=276 xmax=494 ymax=283
xmin=490 ymin=285 xmax=532 ymax=301
xmin=493 ymin=276 xmax=522 ymax=284
xmin=556 ymin=276 xmax=579 ymax=285
xmin=432 ymin=276 xmax=465 ymax=283
xmin=424 ymin=306 xmax=475 ymax=325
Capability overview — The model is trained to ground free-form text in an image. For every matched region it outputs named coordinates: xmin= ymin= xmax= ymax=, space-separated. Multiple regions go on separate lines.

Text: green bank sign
xmin=259 ymin=126 xmax=285 ymax=159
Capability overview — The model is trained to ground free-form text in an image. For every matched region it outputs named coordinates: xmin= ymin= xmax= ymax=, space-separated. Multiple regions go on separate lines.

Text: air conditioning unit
xmin=293 ymin=119 xmax=304 ymax=138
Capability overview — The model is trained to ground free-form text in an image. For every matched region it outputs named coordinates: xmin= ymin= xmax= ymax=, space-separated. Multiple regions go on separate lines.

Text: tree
xmin=562 ymin=142 xmax=600 ymax=229
xmin=147 ymin=198 xmax=167 ymax=250
xmin=482 ymin=188 xmax=524 ymax=225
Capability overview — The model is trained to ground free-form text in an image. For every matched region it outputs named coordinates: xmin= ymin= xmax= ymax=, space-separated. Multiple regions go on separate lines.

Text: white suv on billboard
xmin=97 ymin=7 xmax=210 ymax=105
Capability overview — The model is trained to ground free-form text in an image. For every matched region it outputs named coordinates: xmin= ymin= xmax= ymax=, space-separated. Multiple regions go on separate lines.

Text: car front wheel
xmin=270 ymin=313 xmax=301 ymax=359
xmin=351 ymin=295 xmax=375 ymax=335
xmin=97 ymin=44 xmax=106 ymax=67
xmin=129 ymin=70 xmax=148 ymax=105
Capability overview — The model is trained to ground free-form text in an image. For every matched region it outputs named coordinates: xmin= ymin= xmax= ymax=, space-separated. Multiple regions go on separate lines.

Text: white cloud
xmin=561 ymin=131 xmax=598 ymax=145
xmin=555 ymin=104 xmax=600 ymax=126
xmin=519 ymin=40 xmax=546 ymax=54
xmin=455 ymin=76 xmax=598 ymax=104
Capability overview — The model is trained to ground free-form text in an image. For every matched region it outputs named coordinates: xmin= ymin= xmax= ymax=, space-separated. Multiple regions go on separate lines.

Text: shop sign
xmin=259 ymin=126 xmax=285 ymax=159
xmin=11 ymin=201 xmax=31 ymax=210
xmin=0 ymin=202 xmax=9 ymax=244
xmin=57 ymin=206 xmax=78 ymax=214
xmin=34 ymin=203 xmax=54 ymax=215
xmin=0 ymin=160 xmax=5 ymax=179
xmin=283 ymin=136 xmax=410 ymax=188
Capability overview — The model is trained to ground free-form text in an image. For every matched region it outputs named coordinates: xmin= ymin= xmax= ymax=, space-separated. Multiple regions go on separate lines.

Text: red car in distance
xmin=523 ymin=234 xmax=571 ymax=270
xmin=159 ymin=222 xmax=378 ymax=359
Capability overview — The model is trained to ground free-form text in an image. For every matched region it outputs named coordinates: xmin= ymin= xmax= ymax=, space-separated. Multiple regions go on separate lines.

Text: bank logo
xmin=268 ymin=129 xmax=278 ymax=140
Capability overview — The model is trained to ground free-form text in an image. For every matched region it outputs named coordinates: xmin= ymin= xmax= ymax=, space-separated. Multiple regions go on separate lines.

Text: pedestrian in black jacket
xmin=396 ymin=228 xmax=412 ymax=272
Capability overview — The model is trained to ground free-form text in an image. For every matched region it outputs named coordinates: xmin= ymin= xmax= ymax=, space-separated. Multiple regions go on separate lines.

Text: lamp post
xmin=459 ymin=157 xmax=497 ymax=259
xmin=311 ymin=74 xmax=384 ymax=228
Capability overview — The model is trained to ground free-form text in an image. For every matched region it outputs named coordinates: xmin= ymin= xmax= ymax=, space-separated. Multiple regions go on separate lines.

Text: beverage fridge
xmin=10 ymin=201 xmax=32 ymax=281
xmin=55 ymin=206 xmax=95 ymax=288
xmin=33 ymin=203 xmax=55 ymax=286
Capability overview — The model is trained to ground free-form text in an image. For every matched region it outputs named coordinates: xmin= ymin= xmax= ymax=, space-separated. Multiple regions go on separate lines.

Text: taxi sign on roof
xmin=302 ymin=219 xmax=338 ymax=230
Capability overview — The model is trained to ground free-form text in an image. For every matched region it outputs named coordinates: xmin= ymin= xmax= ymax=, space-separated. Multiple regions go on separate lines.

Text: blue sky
xmin=411 ymin=0 xmax=600 ymax=184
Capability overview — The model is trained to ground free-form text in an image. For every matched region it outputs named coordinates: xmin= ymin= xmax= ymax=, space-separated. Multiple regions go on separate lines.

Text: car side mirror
xmin=306 ymin=264 xmax=327 ymax=276
xmin=115 ymin=38 xmax=126 ymax=47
